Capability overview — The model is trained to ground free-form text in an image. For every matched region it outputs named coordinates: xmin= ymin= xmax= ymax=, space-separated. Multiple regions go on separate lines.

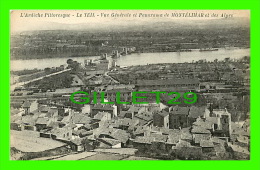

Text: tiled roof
xmin=21 ymin=115 xmax=36 ymax=125
xmin=97 ymin=138 xmax=121 ymax=146
xmin=128 ymin=106 xmax=140 ymax=113
xmin=39 ymin=105 xmax=49 ymax=112
xmin=193 ymin=134 xmax=211 ymax=144
xmin=92 ymin=104 xmax=114 ymax=110
xmin=116 ymin=118 xmax=139 ymax=127
xmin=133 ymin=126 xmax=149 ymax=135
xmin=175 ymin=140 xmax=191 ymax=148
xmin=47 ymin=121 xmax=60 ymax=128
xmin=181 ymin=131 xmax=193 ymax=141
xmin=236 ymin=136 xmax=249 ymax=144
xmin=134 ymin=134 xmax=168 ymax=144
xmin=191 ymin=126 xmax=211 ymax=134
xmin=72 ymin=114 xmax=92 ymax=124
xmin=110 ymin=129 xmax=130 ymax=143
xmin=51 ymin=126 xmax=71 ymax=136
xmin=10 ymin=109 xmax=21 ymax=115
xmin=133 ymin=136 xmax=153 ymax=144
xmin=71 ymin=138 xmax=84 ymax=145
xmin=170 ymin=106 xmax=190 ymax=115
xmin=188 ymin=106 xmax=206 ymax=118
xmin=160 ymin=128 xmax=180 ymax=135
xmin=117 ymin=111 xmax=129 ymax=118
xmin=157 ymin=110 xmax=169 ymax=117
xmin=94 ymin=112 xmax=110 ymax=120
xmin=135 ymin=111 xmax=153 ymax=121
xmin=200 ymin=140 xmax=214 ymax=148
xmin=230 ymin=144 xmax=249 ymax=155
xmin=211 ymin=137 xmax=226 ymax=145
xmin=193 ymin=119 xmax=214 ymax=130
xmin=61 ymin=116 xmax=70 ymax=123
xmin=36 ymin=117 xmax=49 ymax=125
xmin=150 ymin=133 xmax=168 ymax=142
xmin=11 ymin=115 xmax=22 ymax=123
xmin=96 ymin=128 xmax=130 ymax=143
xmin=167 ymin=134 xmax=181 ymax=144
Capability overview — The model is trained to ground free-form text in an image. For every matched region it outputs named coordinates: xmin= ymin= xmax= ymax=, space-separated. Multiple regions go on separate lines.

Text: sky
xmin=10 ymin=10 xmax=250 ymax=33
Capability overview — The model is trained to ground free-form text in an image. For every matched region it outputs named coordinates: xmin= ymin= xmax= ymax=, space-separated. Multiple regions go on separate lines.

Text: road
xmin=104 ymin=71 xmax=120 ymax=84
xmin=10 ymin=69 xmax=71 ymax=91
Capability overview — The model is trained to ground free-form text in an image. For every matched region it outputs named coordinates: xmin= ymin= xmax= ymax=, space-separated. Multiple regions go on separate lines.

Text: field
xmin=10 ymin=130 xmax=66 ymax=153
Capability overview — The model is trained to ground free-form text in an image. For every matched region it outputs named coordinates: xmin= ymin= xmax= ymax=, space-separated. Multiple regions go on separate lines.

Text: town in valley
xmin=10 ymin=10 xmax=250 ymax=160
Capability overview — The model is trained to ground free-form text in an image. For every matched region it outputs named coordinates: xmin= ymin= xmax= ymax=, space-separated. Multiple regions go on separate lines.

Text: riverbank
xmin=10 ymin=48 xmax=250 ymax=71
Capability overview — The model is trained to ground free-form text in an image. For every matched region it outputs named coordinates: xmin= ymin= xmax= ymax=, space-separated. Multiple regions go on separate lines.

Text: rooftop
xmin=136 ymin=78 xmax=200 ymax=86
xmin=200 ymin=140 xmax=214 ymax=148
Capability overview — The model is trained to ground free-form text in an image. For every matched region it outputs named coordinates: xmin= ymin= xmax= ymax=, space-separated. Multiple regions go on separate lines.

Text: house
xmin=20 ymin=115 xmax=37 ymax=127
xmin=229 ymin=144 xmax=250 ymax=160
xmin=212 ymin=137 xmax=227 ymax=157
xmin=71 ymin=113 xmax=92 ymax=129
xmin=50 ymin=125 xmax=73 ymax=140
xmin=94 ymin=127 xmax=130 ymax=147
xmin=96 ymin=138 xmax=122 ymax=149
xmin=150 ymin=134 xmax=168 ymax=154
xmin=235 ymin=136 xmax=249 ymax=148
xmin=93 ymin=111 xmax=112 ymax=122
xmin=128 ymin=106 xmax=140 ymax=115
xmin=172 ymin=140 xmax=203 ymax=160
xmin=35 ymin=117 xmax=51 ymax=131
xmin=153 ymin=110 xmax=169 ymax=128
xmin=113 ymin=118 xmax=139 ymax=130
xmin=166 ymin=134 xmax=181 ymax=147
xmin=180 ymin=128 xmax=193 ymax=143
xmin=70 ymin=138 xmax=84 ymax=152
xmin=134 ymin=111 xmax=153 ymax=126
xmin=10 ymin=114 xmax=22 ymax=131
xmin=11 ymin=108 xmax=24 ymax=116
xmin=133 ymin=126 xmax=150 ymax=137
xmin=118 ymin=111 xmax=133 ymax=119
xmin=188 ymin=106 xmax=209 ymax=126
xmin=191 ymin=125 xmax=212 ymax=146
xmin=205 ymin=117 xmax=220 ymax=131
xmin=92 ymin=112 xmax=112 ymax=129
xmin=21 ymin=101 xmax=31 ymax=115
xmin=90 ymin=104 xmax=117 ymax=118
xmin=169 ymin=106 xmax=190 ymax=129
xmin=193 ymin=118 xmax=215 ymax=131
xmin=210 ymin=109 xmax=232 ymax=137
xmin=132 ymin=136 xmax=153 ymax=152
xmin=34 ymin=105 xmax=59 ymax=122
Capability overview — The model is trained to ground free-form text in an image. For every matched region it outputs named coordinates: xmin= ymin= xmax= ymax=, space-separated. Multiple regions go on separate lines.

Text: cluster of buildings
xmin=10 ymin=95 xmax=249 ymax=159
xmin=10 ymin=56 xmax=250 ymax=160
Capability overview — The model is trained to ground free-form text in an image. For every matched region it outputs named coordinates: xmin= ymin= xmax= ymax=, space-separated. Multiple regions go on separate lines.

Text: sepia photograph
xmin=10 ymin=10 xmax=250 ymax=160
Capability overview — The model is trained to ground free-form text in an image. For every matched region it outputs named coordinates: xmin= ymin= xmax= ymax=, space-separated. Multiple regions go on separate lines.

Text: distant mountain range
xmin=15 ymin=17 xmax=249 ymax=34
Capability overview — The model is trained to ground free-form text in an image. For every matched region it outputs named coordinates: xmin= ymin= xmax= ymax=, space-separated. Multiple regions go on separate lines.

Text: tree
xmin=67 ymin=59 xmax=73 ymax=65
xmin=44 ymin=67 xmax=51 ymax=73
xmin=224 ymin=57 xmax=230 ymax=63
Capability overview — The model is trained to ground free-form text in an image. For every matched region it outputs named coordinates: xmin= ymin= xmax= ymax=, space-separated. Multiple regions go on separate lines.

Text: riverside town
xmin=10 ymin=10 xmax=250 ymax=160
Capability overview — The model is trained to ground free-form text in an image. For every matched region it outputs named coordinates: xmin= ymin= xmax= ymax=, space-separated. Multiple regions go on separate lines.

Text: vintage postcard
xmin=10 ymin=10 xmax=250 ymax=160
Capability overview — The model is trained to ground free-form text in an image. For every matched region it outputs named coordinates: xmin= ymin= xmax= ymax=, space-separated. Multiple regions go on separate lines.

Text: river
xmin=11 ymin=48 xmax=250 ymax=71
